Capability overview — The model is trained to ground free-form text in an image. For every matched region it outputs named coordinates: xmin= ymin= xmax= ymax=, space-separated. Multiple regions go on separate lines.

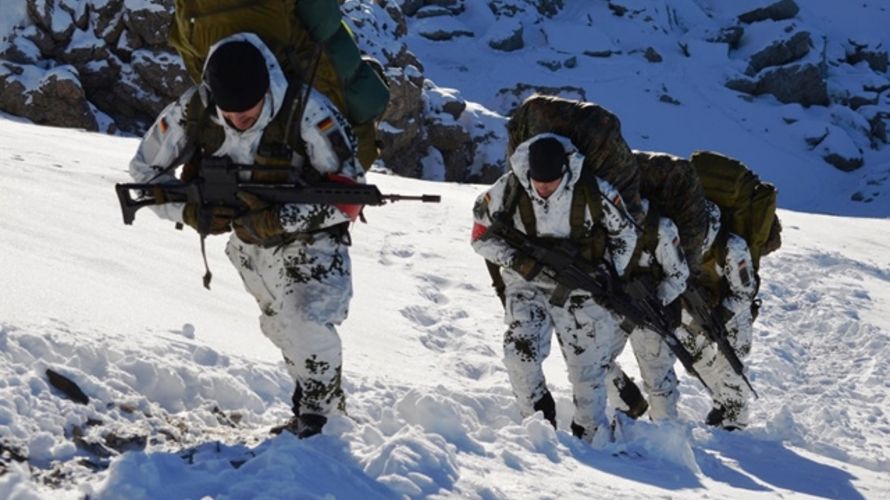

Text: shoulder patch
xmin=316 ymin=117 xmax=335 ymax=133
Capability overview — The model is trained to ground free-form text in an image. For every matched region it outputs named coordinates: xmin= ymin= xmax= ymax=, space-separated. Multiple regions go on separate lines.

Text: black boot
xmin=269 ymin=383 xmax=303 ymax=436
xmin=615 ymin=371 xmax=649 ymax=420
xmin=570 ymin=421 xmax=586 ymax=439
xmin=533 ymin=390 xmax=557 ymax=429
xmin=297 ymin=414 xmax=327 ymax=439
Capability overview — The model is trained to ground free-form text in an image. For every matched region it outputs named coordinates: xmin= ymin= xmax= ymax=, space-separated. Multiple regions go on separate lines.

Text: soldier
xmin=607 ymin=197 xmax=690 ymax=421
xmin=471 ymin=133 xmax=637 ymax=444
xmin=676 ymin=200 xmax=765 ymax=430
xmin=128 ymin=33 xmax=364 ymax=438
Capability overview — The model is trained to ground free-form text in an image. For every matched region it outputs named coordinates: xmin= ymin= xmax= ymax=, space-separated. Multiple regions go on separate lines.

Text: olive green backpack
xmin=690 ymin=151 xmax=781 ymax=270
xmin=167 ymin=0 xmax=390 ymax=169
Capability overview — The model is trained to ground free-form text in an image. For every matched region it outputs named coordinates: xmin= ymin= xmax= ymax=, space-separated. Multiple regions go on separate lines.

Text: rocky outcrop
xmin=746 ymin=31 xmax=812 ymax=76
xmin=727 ymin=63 xmax=829 ymax=107
xmin=737 ymin=0 xmax=799 ymax=24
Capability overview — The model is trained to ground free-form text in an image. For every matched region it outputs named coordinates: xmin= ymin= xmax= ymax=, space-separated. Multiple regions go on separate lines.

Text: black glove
xmin=510 ymin=255 xmax=542 ymax=281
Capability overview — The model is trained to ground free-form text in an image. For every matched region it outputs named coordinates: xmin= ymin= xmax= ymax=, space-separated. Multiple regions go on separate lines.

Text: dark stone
xmin=27 ymin=0 xmax=75 ymax=43
xmin=847 ymin=45 xmax=889 ymax=74
xmin=644 ymin=47 xmax=663 ymax=63
xmin=824 ymin=152 xmax=863 ymax=172
xmin=489 ymin=25 xmax=524 ymax=52
xmin=728 ymin=63 xmax=828 ymax=107
xmin=738 ymin=0 xmax=799 ymax=24
xmin=123 ymin=0 xmax=173 ymax=47
xmin=608 ymin=2 xmax=628 ymax=16
xmin=0 ymin=63 xmax=98 ymax=130
xmin=745 ymin=31 xmax=812 ymax=76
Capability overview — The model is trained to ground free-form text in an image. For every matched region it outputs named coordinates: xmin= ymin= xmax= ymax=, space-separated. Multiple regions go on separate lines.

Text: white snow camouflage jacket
xmin=635 ymin=199 xmax=690 ymax=306
xmin=471 ymin=133 xmax=638 ymax=286
xmin=129 ymin=33 xmax=364 ymax=233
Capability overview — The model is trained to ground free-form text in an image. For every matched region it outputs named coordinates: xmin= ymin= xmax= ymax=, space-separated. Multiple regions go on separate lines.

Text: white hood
xmin=509 ymin=133 xmax=585 ymax=199
xmin=200 ymin=32 xmax=289 ymax=133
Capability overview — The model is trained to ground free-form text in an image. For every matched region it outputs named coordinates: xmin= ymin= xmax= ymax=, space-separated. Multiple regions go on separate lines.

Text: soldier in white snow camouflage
xmin=471 ymin=134 xmax=637 ymax=444
xmin=129 ymin=33 xmax=363 ymax=438
xmin=607 ymin=199 xmax=690 ymax=421
xmin=677 ymin=200 xmax=758 ymax=430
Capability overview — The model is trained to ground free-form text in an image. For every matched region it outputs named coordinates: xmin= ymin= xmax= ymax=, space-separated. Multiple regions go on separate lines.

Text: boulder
xmin=738 ymin=0 xmax=799 ymax=24
xmin=0 ymin=63 xmax=98 ymax=130
xmin=746 ymin=31 xmax=812 ymax=76
xmin=727 ymin=63 xmax=828 ymax=107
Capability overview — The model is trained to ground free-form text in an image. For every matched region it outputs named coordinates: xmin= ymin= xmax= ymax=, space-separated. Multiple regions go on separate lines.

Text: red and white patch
xmin=471 ymin=222 xmax=489 ymax=241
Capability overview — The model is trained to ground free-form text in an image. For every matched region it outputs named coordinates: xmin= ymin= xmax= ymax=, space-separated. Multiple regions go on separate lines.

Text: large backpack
xmin=690 ymin=151 xmax=781 ymax=270
xmin=506 ymin=94 xmax=642 ymax=222
xmin=167 ymin=0 xmax=390 ymax=169
xmin=632 ymin=151 xmax=709 ymax=277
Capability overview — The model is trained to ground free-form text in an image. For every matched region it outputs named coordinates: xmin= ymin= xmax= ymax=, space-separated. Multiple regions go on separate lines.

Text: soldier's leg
xmin=628 ymin=327 xmax=679 ymax=420
xmin=227 ymin=235 xmax=351 ymax=427
xmin=605 ymin=327 xmax=649 ymax=419
xmin=706 ymin=308 xmax=755 ymax=429
xmin=502 ymin=287 xmax=555 ymax=426
xmin=552 ymin=296 xmax=621 ymax=443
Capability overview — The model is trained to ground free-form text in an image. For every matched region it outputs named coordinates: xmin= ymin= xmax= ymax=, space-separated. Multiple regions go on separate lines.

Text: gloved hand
xmin=233 ymin=192 xmax=285 ymax=245
xmin=326 ymin=173 xmax=363 ymax=222
xmin=510 ymin=254 xmax=542 ymax=281
xmin=182 ymin=203 xmax=236 ymax=235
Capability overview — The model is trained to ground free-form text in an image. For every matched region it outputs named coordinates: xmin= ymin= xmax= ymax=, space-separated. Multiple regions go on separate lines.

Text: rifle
xmin=484 ymin=214 xmax=712 ymax=393
xmin=116 ymin=157 xmax=441 ymax=226
xmin=116 ymin=157 xmax=441 ymax=288
xmin=682 ymin=287 xmax=759 ymax=399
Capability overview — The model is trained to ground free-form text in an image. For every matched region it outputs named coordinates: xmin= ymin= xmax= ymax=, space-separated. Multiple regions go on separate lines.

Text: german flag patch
xmin=158 ymin=118 xmax=169 ymax=134
xmin=316 ymin=117 xmax=335 ymax=133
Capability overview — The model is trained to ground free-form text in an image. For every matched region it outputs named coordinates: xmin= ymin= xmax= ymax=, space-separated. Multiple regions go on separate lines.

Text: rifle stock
xmin=486 ymin=216 xmax=712 ymax=392
xmin=116 ymin=158 xmax=440 ymax=225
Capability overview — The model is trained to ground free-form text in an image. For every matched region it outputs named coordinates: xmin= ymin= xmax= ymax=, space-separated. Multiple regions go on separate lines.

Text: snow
xmin=2 ymin=113 xmax=890 ymax=498
xmin=1 ymin=0 xmax=890 ymax=497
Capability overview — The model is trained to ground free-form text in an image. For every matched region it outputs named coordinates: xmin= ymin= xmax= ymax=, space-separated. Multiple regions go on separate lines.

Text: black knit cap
xmin=528 ymin=136 xmax=568 ymax=182
xmin=205 ymin=41 xmax=269 ymax=112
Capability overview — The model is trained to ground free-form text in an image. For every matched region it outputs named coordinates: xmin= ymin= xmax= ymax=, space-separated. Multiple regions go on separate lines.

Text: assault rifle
xmin=484 ymin=214 xmax=712 ymax=392
xmin=682 ymin=287 xmax=759 ymax=398
xmin=115 ymin=157 xmax=441 ymax=227
xmin=116 ymin=157 xmax=440 ymax=288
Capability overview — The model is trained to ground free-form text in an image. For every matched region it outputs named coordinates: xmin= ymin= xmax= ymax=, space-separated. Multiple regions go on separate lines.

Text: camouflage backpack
xmin=506 ymin=94 xmax=642 ymax=221
xmin=632 ymin=151 xmax=709 ymax=277
xmin=167 ymin=0 xmax=390 ymax=169
xmin=690 ymin=151 xmax=782 ymax=271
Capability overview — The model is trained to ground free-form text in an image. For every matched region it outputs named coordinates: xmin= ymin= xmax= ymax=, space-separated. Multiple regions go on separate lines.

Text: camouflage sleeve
xmin=470 ymin=175 xmax=517 ymax=268
xmin=721 ymin=234 xmax=757 ymax=313
xmin=128 ymin=87 xmax=198 ymax=223
xmin=279 ymin=88 xmax=362 ymax=233
xmin=654 ymin=217 xmax=689 ymax=305
xmin=595 ymin=177 xmax=638 ymax=276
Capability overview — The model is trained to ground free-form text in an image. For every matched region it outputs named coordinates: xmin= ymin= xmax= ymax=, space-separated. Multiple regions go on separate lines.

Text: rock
xmin=659 ymin=94 xmax=681 ymax=105
xmin=0 ymin=31 xmax=44 ymax=65
xmin=846 ymin=43 xmax=889 ymax=74
xmin=817 ymin=125 xmax=864 ymax=171
xmin=745 ymin=31 xmax=812 ymax=76
xmin=738 ymin=0 xmax=799 ymax=24
xmin=426 ymin=119 xmax=474 ymax=181
xmin=0 ymin=63 xmax=98 ymax=130
xmin=644 ymin=47 xmax=663 ymax=63
xmin=131 ymin=49 xmax=190 ymax=100
xmin=27 ymin=0 xmax=75 ymax=43
xmin=123 ymin=0 xmax=173 ymax=47
xmin=727 ymin=63 xmax=828 ymax=107
xmin=488 ymin=23 xmax=524 ymax=52
xmin=90 ymin=0 xmax=125 ymax=45
xmin=378 ymin=70 xmax=428 ymax=177
xmin=494 ymin=83 xmax=586 ymax=115
xmin=608 ymin=2 xmax=628 ymax=16
xmin=419 ymin=28 xmax=475 ymax=41
xmin=708 ymin=26 xmax=745 ymax=50
xmin=533 ymin=0 xmax=564 ymax=17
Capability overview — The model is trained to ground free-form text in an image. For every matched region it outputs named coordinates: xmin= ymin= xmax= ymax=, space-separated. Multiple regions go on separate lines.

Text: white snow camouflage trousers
xmin=225 ymin=231 xmax=351 ymax=416
xmin=607 ymin=325 xmax=680 ymax=420
xmin=677 ymin=303 xmax=755 ymax=427
xmin=502 ymin=279 xmax=621 ymax=441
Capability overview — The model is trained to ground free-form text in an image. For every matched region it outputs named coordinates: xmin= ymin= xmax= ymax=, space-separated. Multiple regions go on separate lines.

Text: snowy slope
xmin=401 ymin=0 xmax=890 ymax=217
xmin=1 ymin=116 xmax=890 ymax=499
